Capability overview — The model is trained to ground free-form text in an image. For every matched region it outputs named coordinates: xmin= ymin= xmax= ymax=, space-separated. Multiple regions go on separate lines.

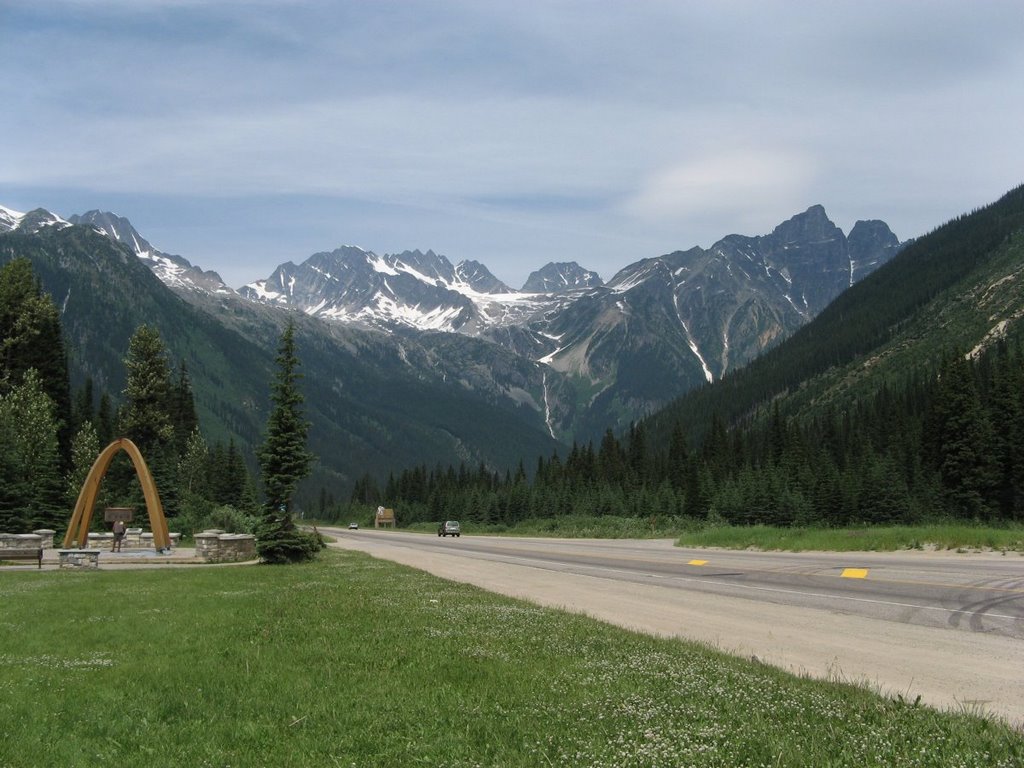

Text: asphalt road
xmin=322 ymin=528 xmax=1024 ymax=725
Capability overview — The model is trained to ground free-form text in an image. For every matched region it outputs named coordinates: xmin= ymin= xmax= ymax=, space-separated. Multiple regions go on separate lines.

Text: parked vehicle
xmin=438 ymin=520 xmax=461 ymax=537
xmin=348 ymin=522 xmax=359 ymax=530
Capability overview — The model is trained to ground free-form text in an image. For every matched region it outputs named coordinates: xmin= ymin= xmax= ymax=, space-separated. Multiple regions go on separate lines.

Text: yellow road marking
xmin=841 ymin=568 xmax=869 ymax=579
xmin=688 ymin=559 xmax=708 ymax=566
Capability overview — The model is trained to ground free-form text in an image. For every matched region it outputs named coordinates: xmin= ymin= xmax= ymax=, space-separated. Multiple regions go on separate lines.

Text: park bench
xmin=0 ymin=547 xmax=43 ymax=568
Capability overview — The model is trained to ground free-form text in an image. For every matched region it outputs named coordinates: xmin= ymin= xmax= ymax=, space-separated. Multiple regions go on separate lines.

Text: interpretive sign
xmin=375 ymin=506 xmax=396 ymax=528
xmin=104 ymin=507 xmax=134 ymax=523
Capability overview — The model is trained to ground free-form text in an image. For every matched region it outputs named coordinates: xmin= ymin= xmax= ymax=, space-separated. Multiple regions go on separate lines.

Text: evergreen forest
xmin=340 ymin=338 xmax=1024 ymax=528
xmin=0 ymin=258 xmax=261 ymax=536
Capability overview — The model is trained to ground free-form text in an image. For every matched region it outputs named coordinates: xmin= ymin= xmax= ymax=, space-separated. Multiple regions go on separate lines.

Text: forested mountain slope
xmin=647 ymin=184 xmax=1024 ymax=444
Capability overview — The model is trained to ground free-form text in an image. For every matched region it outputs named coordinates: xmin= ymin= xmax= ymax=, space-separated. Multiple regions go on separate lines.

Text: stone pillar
xmin=194 ymin=532 xmax=220 ymax=561
xmin=219 ymin=534 xmax=257 ymax=561
xmin=58 ymin=549 xmax=100 ymax=569
xmin=195 ymin=532 xmax=256 ymax=562
xmin=32 ymin=530 xmax=56 ymax=548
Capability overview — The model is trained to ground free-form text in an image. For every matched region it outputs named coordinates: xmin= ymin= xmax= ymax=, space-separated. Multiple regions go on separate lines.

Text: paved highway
xmin=330 ymin=529 xmax=1024 ymax=639
xmin=323 ymin=528 xmax=1024 ymax=724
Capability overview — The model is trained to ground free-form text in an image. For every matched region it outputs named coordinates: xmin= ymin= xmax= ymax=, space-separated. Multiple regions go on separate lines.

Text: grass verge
xmin=2 ymin=550 xmax=1021 ymax=766
xmin=675 ymin=522 xmax=1024 ymax=552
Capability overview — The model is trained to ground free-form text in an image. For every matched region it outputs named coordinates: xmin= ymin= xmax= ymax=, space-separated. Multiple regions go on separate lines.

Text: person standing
xmin=112 ymin=519 xmax=126 ymax=552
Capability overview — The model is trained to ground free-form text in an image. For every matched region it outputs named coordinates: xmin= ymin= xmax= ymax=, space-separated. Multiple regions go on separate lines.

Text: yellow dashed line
xmin=841 ymin=568 xmax=869 ymax=579
xmin=688 ymin=559 xmax=708 ymax=566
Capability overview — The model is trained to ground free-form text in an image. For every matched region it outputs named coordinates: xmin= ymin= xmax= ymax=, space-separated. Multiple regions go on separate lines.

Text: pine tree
xmin=256 ymin=319 xmax=319 ymax=563
xmin=67 ymin=420 xmax=101 ymax=507
xmin=178 ymin=428 xmax=214 ymax=533
xmin=96 ymin=392 xmax=115 ymax=446
xmin=119 ymin=325 xmax=175 ymax=450
xmin=926 ymin=354 xmax=999 ymax=518
xmin=666 ymin=422 xmax=689 ymax=490
xmin=118 ymin=325 xmax=180 ymax=516
xmin=0 ymin=369 xmax=65 ymax=530
xmin=72 ymin=378 xmax=95 ymax=434
xmin=170 ymin=360 xmax=200 ymax=454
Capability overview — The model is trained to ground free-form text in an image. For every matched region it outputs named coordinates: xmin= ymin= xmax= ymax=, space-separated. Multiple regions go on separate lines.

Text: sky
xmin=2 ymin=1 xmax=1023 ymax=290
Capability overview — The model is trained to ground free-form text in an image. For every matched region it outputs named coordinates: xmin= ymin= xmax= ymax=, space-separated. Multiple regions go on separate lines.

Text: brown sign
xmin=103 ymin=507 xmax=134 ymax=523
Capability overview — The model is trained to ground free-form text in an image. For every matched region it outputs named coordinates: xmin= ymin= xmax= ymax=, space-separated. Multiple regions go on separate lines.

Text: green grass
xmin=675 ymin=522 xmax=1024 ymax=552
xmin=2 ymin=551 xmax=1021 ymax=767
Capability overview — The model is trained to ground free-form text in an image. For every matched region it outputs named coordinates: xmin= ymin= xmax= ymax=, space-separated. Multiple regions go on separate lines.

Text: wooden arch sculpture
xmin=63 ymin=437 xmax=171 ymax=551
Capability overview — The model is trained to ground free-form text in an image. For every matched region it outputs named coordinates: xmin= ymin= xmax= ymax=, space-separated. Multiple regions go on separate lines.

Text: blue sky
xmin=2 ymin=1 xmax=1023 ymax=289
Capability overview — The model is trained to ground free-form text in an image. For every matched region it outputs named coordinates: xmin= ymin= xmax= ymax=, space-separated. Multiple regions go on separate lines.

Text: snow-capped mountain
xmin=523 ymin=262 xmax=603 ymax=293
xmin=538 ymin=206 xmax=900 ymax=381
xmin=235 ymin=204 xmax=899 ymax=436
xmin=68 ymin=210 xmax=234 ymax=296
xmin=239 ymin=246 xmax=570 ymax=334
xmin=0 ymin=205 xmax=25 ymax=232
xmin=2 ymin=201 xmax=902 ymax=440
xmin=0 ymin=205 xmax=72 ymax=234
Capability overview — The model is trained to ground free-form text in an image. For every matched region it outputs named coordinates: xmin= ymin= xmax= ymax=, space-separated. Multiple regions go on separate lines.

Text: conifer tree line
xmin=339 ymin=340 xmax=1024 ymax=528
xmin=0 ymin=257 xmax=262 ymax=535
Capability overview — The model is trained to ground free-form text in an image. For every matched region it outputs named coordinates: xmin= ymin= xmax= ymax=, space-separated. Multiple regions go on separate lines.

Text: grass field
xmin=1 ymin=550 xmax=1022 ymax=767
xmin=674 ymin=522 xmax=1024 ymax=552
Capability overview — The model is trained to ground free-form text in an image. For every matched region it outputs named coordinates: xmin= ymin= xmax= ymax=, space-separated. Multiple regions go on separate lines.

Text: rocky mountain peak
xmin=455 ymin=260 xmax=510 ymax=293
xmin=847 ymin=220 xmax=901 ymax=283
xmin=771 ymin=204 xmax=843 ymax=244
xmin=0 ymin=205 xmax=25 ymax=232
xmin=522 ymin=262 xmax=603 ymax=293
xmin=848 ymin=219 xmax=899 ymax=250
xmin=1 ymin=207 xmax=72 ymax=235
xmin=69 ymin=210 xmax=231 ymax=295
xmin=70 ymin=210 xmax=148 ymax=247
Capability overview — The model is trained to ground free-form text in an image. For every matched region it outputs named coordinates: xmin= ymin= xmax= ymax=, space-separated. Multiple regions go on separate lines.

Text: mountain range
xmin=70 ymin=203 xmax=901 ymax=437
xmin=1 ymin=200 xmax=904 ymax=500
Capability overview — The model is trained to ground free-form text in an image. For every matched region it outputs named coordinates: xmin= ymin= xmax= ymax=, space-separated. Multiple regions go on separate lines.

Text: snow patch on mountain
xmin=0 ymin=206 xmax=71 ymax=234
xmin=0 ymin=205 xmax=26 ymax=232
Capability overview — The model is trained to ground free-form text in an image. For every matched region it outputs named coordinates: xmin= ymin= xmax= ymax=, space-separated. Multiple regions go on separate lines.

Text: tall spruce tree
xmin=117 ymin=325 xmax=180 ymax=516
xmin=67 ymin=420 xmax=101 ymax=508
xmin=926 ymin=354 xmax=999 ymax=518
xmin=170 ymin=361 xmax=199 ymax=454
xmin=256 ymin=319 xmax=319 ymax=563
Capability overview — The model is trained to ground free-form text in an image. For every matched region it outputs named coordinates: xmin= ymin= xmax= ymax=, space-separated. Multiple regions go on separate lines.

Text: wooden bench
xmin=0 ymin=548 xmax=43 ymax=568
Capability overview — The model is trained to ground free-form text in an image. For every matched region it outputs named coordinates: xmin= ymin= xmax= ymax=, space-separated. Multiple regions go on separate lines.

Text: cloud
xmin=2 ymin=1 xmax=1023 ymax=286
xmin=623 ymin=149 xmax=816 ymax=225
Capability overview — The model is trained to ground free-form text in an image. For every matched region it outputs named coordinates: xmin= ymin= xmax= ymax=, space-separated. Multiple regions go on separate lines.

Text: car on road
xmin=438 ymin=520 xmax=461 ymax=537
xmin=348 ymin=522 xmax=359 ymax=530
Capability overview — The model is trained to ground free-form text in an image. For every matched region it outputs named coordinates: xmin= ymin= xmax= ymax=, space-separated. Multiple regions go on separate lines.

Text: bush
xmin=204 ymin=505 xmax=260 ymax=534
xmin=256 ymin=514 xmax=324 ymax=564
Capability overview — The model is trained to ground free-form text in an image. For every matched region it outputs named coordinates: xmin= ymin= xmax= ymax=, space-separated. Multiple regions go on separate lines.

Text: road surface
xmin=322 ymin=527 xmax=1024 ymax=726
